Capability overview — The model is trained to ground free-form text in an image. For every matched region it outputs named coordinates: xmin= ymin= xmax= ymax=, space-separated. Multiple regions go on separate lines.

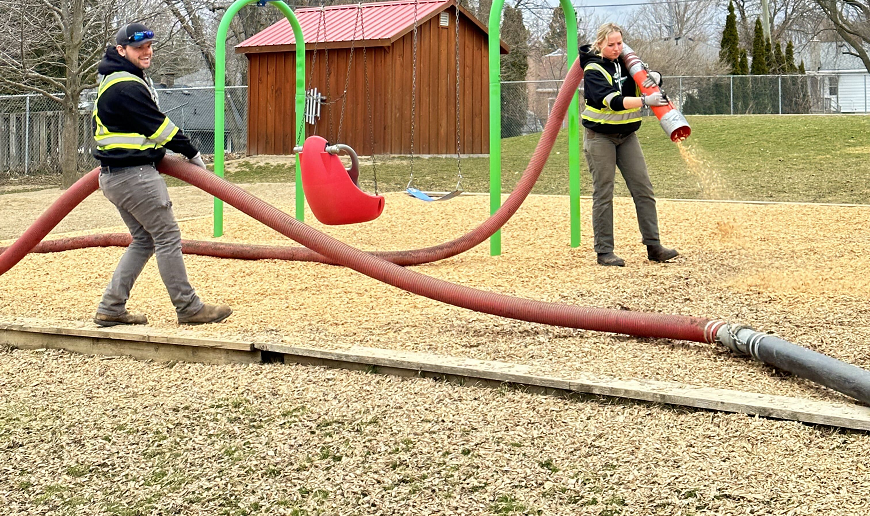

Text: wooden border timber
xmin=1 ymin=323 xmax=869 ymax=431
xmin=0 ymin=322 xmax=258 ymax=365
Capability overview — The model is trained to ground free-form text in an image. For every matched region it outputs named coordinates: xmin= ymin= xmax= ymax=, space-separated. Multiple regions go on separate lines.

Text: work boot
xmin=597 ymin=252 xmax=625 ymax=267
xmin=178 ymin=304 xmax=233 ymax=325
xmin=94 ymin=311 xmax=148 ymax=327
xmin=647 ymin=244 xmax=679 ymax=262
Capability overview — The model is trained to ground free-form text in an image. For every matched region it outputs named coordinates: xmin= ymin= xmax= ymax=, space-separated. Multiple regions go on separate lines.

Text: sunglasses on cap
xmin=127 ymin=30 xmax=154 ymax=44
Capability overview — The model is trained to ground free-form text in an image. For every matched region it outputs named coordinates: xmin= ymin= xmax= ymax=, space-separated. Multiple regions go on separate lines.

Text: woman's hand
xmin=642 ymin=70 xmax=662 ymax=88
xmin=641 ymin=92 xmax=669 ymax=107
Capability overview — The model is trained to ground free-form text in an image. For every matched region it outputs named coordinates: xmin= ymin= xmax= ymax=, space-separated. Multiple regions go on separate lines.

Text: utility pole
xmin=760 ymin=0 xmax=771 ymax=41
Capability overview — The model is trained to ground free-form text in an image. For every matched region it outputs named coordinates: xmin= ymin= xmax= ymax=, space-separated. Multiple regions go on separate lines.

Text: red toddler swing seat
xmin=297 ymin=135 xmax=384 ymax=225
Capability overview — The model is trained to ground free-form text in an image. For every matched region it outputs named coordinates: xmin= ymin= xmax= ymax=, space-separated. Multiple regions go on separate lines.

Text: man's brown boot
xmin=94 ymin=311 xmax=148 ymax=327
xmin=647 ymin=244 xmax=679 ymax=262
xmin=178 ymin=304 xmax=233 ymax=325
xmin=597 ymin=252 xmax=625 ymax=267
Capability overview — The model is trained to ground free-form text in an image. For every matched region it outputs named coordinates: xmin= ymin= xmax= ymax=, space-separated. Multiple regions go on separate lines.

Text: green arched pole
xmin=213 ymin=0 xmax=306 ymax=237
xmin=487 ymin=2 xmax=580 ymax=255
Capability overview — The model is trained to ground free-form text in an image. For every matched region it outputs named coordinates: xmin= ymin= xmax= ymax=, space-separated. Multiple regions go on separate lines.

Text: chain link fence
xmin=0 ymin=86 xmax=248 ymax=178
xmin=0 ymin=94 xmax=72 ymax=177
xmin=155 ymin=86 xmax=248 ymax=156
xmin=503 ymin=73 xmax=870 ymax=135
xmin=2 ymin=73 xmax=867 ymax=177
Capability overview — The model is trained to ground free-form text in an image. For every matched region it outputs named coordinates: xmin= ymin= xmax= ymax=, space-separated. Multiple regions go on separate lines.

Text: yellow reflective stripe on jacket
xmin=148 ymin=117 xmax=179 ymax=147
xmin=584 ymin=63 xmax=612 ymax=84
xmin=581 ymin=111 xmax=642 ymax=125
xmin=581 ymin=104 xmax=641 ymax=124
xmin=93 ymin=72 xmax=178 ymax=151
xmin=582 ymin=63 xmax=641 ymax=125
xmin=603 ymin=91 xmax=620 ymax=109
xmin=98 ymin=71 xmax=145 ymax=95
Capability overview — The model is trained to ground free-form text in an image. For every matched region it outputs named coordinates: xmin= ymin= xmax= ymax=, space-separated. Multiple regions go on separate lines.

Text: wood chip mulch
xmin=1 ymin=183 xmax=869 ymax=514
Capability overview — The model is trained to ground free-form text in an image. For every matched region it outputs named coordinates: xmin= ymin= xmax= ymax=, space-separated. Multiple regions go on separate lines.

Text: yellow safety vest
xmin=581 ymin=63 xmax=642 ymax=126
xmin=93 ymin=71 xmax=179 ymax=151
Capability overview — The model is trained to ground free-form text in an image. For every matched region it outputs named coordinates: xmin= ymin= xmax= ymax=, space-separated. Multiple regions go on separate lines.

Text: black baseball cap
xmin=115 ymin=23 xmax=156 ymax=48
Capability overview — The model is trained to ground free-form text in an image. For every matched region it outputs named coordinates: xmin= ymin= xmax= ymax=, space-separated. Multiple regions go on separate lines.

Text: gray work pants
xmin=97 ymin=164 xmax=203 ymax=317
xmin=583 ymin=129 xmax=660 ymax=254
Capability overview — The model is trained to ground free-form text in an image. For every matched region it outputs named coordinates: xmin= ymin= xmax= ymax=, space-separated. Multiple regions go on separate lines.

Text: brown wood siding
xmin=248 ymin=57 xmax=258 ymax=155
xmin=245 ymin=6 xmax=491 ymax=156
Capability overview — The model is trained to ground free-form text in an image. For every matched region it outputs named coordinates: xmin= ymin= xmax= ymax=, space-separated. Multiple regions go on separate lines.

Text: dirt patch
xmin=223 ymin=154 xmax=295 ymax=171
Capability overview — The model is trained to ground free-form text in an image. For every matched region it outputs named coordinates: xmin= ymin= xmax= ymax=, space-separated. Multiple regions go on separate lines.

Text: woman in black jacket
xmin=580 ymin=23 xmax=678 ymax=267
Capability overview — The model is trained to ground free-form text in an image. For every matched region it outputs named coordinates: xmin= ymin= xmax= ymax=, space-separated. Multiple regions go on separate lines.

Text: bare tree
xmin=626 ymin=0 xmax=725 ymax=75
xmin=162 ymin=0 xmax=219 ymax=81
xmin=813 ymin=0 xmax=870 ymax=72
xmin=0 ymin=0 xmax=117 ymax=187
xmin=157 ymin=0 xmax=288 ymax=85
xmin=731 ymin=0 xmax=822 ymax=45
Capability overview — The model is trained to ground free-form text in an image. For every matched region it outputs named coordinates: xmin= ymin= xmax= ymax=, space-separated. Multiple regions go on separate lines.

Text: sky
xmin=529 ymin=0 xmax=660 ymax=29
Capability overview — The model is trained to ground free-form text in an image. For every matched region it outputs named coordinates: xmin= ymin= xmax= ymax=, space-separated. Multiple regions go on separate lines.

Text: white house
xmin=802 ymin=40 xmax=869 ymax=113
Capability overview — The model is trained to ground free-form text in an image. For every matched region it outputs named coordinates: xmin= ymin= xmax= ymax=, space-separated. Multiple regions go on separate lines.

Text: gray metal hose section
xmin=716 ymin=325 xmax=870 ymax=404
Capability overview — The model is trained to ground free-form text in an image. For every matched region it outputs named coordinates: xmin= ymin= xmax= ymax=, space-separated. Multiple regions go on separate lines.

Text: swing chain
xmin=454 ymin=3 xmax=462 ymax=191
xmin=301 ymin=4 xmax=327 ymax=143
xmin=407 ymin=0 xmax=418 ymax=189
xmin=337 ymin=3 xmax=362 ymax=143
xmin=359 ymin=3 xmax=379 ymax=194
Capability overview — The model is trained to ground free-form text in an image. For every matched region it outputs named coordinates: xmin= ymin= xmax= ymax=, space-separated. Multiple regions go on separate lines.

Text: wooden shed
xmin=236 ymin=0 xmax=508 ymax=156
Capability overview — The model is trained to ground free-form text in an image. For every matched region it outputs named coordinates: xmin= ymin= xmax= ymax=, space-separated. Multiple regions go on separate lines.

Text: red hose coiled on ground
xmin=5 ymin=59 xmax=581 ymax=268
xmin=158 ymin=155 xmax=717 ymax=342
xmin=12 ymin=233 xmax=331 ymax=263
xmin=0 ymin=59 xmax=721 ymax=344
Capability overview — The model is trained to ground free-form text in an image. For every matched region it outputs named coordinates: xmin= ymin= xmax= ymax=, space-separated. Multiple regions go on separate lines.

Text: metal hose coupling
xmin=715 ymin=324 xmax=763 ymax=358
xmin=714 ymin=323 xmax=870 ymax=405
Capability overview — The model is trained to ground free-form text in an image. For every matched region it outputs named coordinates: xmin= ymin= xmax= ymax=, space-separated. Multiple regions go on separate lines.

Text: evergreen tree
xmin=500 ymin=3 xmax=530 ymax=137
xmin=734 ymin=49 xmax=751 ymax=113
xmin=785 ymin=41 xmax=797 ymax=73
xmin=765 ymin=40 xmax=775 ymax=73
xmin=737 ymin=49 xmax=749 ymax=75
xmin=687 ymin=4 xmax=746 ymax=115
xmin=773 ymin=42 xmax=786 ymax=74
xmin=782 ymin=42 xmax=810 ymax=114
xmin=719 ymin=1 xmax=740 ymax=73
xmin=751 ymin=19 xmax=768 ymax=75
xmin=542 ymin=7 xmax=567 ymax=53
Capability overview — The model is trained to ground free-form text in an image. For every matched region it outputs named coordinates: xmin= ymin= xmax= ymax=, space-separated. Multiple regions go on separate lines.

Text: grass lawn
xmin=213 ymin=114 xmax=870 ymax=205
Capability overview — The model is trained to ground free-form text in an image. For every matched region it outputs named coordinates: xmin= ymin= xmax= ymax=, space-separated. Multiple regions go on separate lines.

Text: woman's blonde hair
xmin=593 ymin=23 xmax=624 ymax=55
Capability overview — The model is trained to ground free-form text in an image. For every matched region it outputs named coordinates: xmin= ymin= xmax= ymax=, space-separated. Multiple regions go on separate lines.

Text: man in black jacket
xmin=92 ymin=23 xmax=232 ymax=326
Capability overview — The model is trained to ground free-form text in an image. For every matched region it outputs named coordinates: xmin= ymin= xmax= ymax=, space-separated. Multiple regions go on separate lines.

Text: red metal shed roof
xmin=236 ymin=0 xmax=507 ymax=53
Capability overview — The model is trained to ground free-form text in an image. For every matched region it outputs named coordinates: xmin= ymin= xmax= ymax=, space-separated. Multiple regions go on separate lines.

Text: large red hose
xmin=157 ymin=156 xmax=720 ymax=342
xmin=4 ymin=59 xmax=583 ymax=268
xmin=0 ymin=168 xmax=100 ymax=276
xmin=8 ymin=233 xmax=332 ymax=263
xmin=0 ymin=59 xmax=724 ymax=344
